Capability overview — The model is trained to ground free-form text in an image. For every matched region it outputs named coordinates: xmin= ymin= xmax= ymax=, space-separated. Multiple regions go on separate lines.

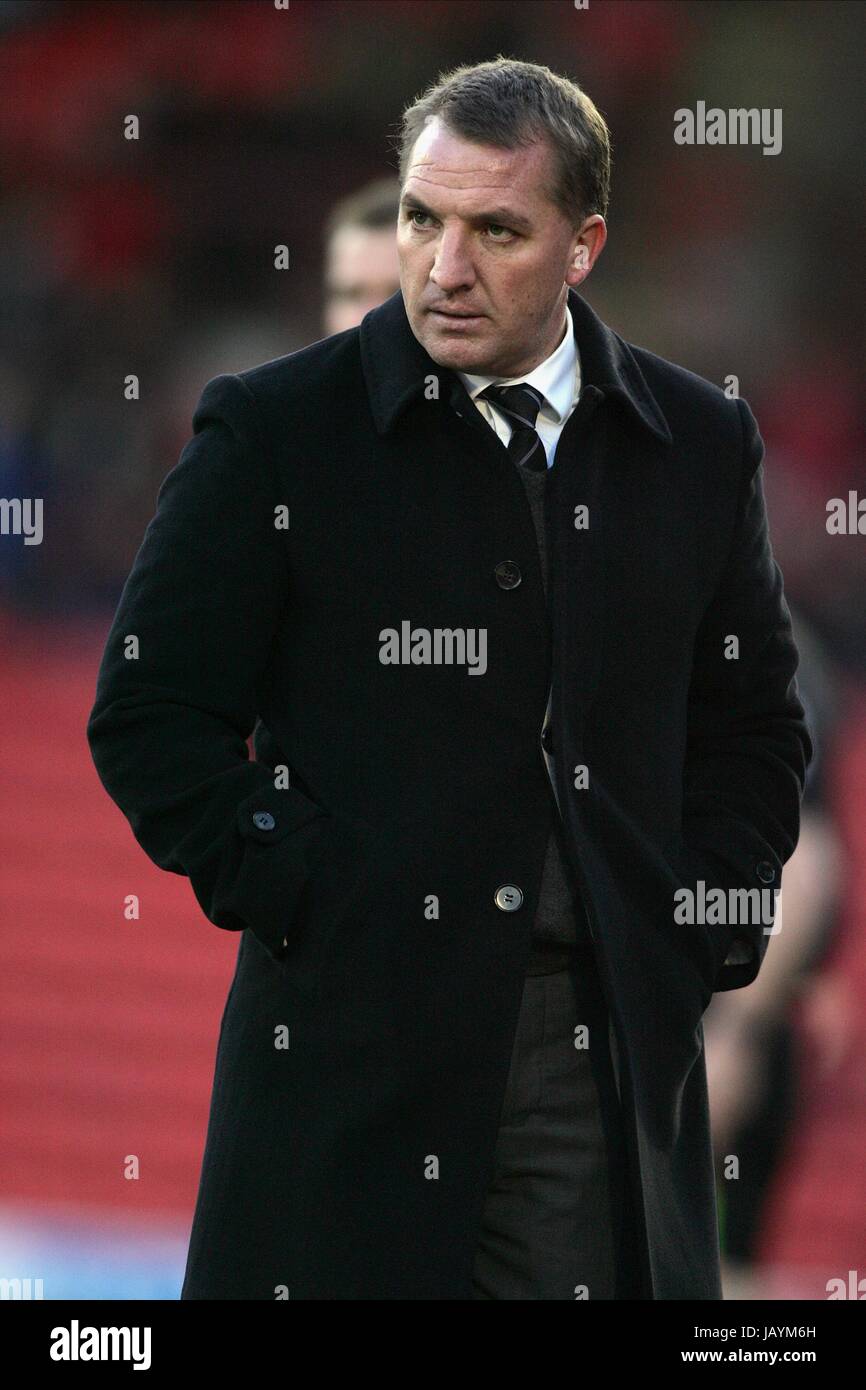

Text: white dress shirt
xmin=456 ymin=302 xmax=581 ymax=466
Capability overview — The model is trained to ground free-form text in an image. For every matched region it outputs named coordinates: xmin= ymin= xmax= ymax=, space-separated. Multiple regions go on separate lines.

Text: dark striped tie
xmin=479 ymin=382 xmax=548 ymax=472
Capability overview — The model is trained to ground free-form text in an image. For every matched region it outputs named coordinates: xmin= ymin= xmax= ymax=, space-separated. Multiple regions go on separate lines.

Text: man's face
xmin=324 ymin=226 xmax=401 ymax=335
xmin=398 ymin=116 xmax=605 ymax=378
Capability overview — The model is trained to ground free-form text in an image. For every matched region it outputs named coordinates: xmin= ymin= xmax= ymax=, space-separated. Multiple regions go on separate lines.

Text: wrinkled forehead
xmin=402 ymin=117 xmax=557 ymax=214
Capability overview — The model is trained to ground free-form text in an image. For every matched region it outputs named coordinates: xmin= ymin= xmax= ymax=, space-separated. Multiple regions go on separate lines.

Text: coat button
xmin=494 ymin=884 xmax=524 ymax=911
xmin=541 ymin=725 xmax=553 ymax=753
xmin=252 ymin=811 xmax=276 ymax=831
xmin=494 ymin=560 xmax=522 ymax=590
xmin=756 ymin=859 xmax=776 ymax=884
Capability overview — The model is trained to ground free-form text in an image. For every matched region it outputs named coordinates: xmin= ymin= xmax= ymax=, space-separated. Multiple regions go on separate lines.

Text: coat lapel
xmin=359 ymin=285 xmax=672 ymax=449
xmin=358 ymin=285 xmax=675 ymax=749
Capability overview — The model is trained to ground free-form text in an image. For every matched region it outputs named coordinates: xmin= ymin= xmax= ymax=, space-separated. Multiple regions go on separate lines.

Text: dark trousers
xmin=471 ymin=944 xmax=641 ymax=1299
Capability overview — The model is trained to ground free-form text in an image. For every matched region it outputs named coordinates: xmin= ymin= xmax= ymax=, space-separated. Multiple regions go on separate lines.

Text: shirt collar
xmin=359 ymin=285 xmax=672 ymax=447
xmin=455 ymin=302 xmax=580 ymax=423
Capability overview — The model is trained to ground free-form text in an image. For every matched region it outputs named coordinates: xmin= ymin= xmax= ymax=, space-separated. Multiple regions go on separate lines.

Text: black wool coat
xmin=87 ymin=287 xmax=811 ymax=1300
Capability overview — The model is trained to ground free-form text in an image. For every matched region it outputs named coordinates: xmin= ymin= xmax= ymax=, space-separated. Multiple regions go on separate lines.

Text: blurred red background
xmin=0 ymin=0 xmax=863 ymax=1299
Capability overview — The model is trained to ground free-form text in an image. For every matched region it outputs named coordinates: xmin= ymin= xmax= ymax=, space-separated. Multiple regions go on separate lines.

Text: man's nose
xmin=430 ymin=230 xmax=475 ymax=292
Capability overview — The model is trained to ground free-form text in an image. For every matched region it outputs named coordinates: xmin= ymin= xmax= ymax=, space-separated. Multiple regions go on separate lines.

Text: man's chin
xmin=416 ymin=326 xmax=492 ymax=374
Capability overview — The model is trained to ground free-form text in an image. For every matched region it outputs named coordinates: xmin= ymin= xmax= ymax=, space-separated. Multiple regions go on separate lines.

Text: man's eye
xmin=487 ymin=224 xmax=514 ymax=240
xmin=408 ymin=209 xmax=432 ymax=227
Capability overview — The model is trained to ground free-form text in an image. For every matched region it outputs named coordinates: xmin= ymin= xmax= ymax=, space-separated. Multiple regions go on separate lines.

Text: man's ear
xmin=566 ymin=216 xmax=607 ymax=287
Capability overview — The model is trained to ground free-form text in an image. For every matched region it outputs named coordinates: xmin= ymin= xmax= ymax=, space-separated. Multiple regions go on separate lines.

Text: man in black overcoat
xmin=87 ymin=58 xmax=811 ymax=1299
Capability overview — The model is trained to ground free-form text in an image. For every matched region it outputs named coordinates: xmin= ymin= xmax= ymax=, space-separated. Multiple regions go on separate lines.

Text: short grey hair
xmin=395 ymin=56 xmax=611 ymax=225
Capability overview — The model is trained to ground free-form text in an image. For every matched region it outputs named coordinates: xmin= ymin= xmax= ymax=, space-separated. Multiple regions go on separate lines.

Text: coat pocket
xmin=276 ymin=811 xmax=387 ymax=999
xmin=213 ymin=784 xmax=383 ymax=999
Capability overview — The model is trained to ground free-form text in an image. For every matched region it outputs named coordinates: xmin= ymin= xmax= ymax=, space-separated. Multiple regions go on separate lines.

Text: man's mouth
xmin=428 ymin=307 xmax=486 ymax=324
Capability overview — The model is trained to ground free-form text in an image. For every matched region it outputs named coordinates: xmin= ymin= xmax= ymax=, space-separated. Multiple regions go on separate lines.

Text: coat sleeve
xmin=86 ymin=371 xmax=373 ymax=964
xmin=679 ymin=395 xmax=813 ymax=992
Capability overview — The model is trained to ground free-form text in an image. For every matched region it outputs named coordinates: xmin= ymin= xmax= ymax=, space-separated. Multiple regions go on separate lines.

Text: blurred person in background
xmin=322 ymin=176 xmax=401 ymax=335
xmin=705 ymin=607 xmax=849 ymax=1298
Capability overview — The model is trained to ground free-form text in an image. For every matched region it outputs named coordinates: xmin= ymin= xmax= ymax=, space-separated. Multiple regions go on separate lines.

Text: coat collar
xmin=359 ymin=285 xmax=672 ymax=447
